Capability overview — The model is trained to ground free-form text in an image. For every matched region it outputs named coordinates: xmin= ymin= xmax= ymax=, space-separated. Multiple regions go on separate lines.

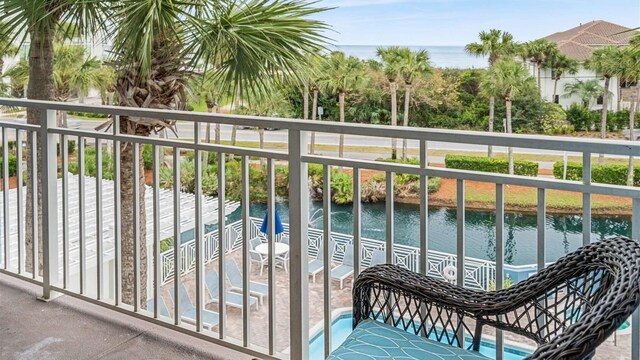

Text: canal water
xmin=228 ymin=201 xmax=631 ymax=266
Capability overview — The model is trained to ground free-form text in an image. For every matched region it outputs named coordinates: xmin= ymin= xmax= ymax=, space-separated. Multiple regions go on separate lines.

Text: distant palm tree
xmin=395 ymin=47 xmax=431 ymax=159
xmin=616 ymin=45 xmax=640 ymax=185
xmin=465 ymin=29 xmax=518 ymax=157
xmin=318 ymin=52 xmax=364 ymax=158
xmin=481 ymin=59 xmax=536 ymax=174
xmin=585 ymin=45 xmax=621 ymax=163
xmin=546 ymin=53 xmax=578 ymax=103
xmin=563 ymin=79 xmax=607 ymax=108
xmin=0 ymin=23 xmax=18 ymax=77
xmin=306 ymin=55 xmax=324 ymax=155
xmin=522 ymin=39 xmax=558 ymax=89
xmin=377 ymin=46 xmax=401 ymax=159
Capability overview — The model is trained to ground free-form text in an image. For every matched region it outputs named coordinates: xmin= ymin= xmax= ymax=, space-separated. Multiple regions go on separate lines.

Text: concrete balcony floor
xmin=0 ymin=274 xmax=252 ymax=360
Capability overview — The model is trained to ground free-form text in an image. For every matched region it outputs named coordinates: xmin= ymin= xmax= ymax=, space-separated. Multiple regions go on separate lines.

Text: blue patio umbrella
xmin=260 ymin=209 xmax=284 ymax=235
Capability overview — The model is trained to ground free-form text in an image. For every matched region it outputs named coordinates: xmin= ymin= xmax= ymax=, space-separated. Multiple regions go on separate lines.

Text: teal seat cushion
xmin=327 ymin=319 xmax=490 ymax=360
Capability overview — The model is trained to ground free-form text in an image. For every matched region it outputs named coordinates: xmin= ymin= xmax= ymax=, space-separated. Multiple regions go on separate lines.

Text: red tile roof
xmin=543 ymin=20 xmax=636 ymax=61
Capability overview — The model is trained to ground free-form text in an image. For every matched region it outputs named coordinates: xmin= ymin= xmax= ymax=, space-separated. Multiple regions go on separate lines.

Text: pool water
xmin=309 ymin=314 xmax=532 ymax=360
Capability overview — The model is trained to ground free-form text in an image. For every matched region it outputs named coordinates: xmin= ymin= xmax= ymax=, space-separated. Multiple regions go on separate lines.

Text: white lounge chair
xmin=369 ymin=249 xmax=386 ymax=267
xmin=168 ymin=283 xmax=220 ymax=330
xmin=205 ymin=271 xmax=257 ymax=310
xmin=146 ymin=297 xmax=171 ymax=318
xmin=308 ymin=240 xmax=334 ymax=283
xmin=332 ymin=244 xmax=355 ymax=289
xmin=249 ymin=237 xmax=269 ymax=276
xmin=225 ymin=260 xmax=268 ymax=305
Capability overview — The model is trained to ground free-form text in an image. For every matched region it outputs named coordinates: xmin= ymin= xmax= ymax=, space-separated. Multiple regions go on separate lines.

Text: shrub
xmin=67 ymin=111 xmax=108 ymax=119
xmin=68 ymin=147 xmax=114 ymax=180
xmin=331 ymin=170 xmax=353 ymax=204
xmin=552 ymin=161 xmax=640 ymax=186
xmin=0 ymin=155 xmax=18 ymax=177
xmin=445 ymin=155 xmax=538 ymax=177
xmin=539 ymin=103 xmax=573 ymax=135
xmin=57 ymin=140 xmax=77 ymax=155
xmin=142 ymin=144 xmax=153 ymax=170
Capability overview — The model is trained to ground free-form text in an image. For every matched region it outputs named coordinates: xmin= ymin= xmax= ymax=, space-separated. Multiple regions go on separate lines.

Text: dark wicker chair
xmin=349 ymin=236 xmax=640 ymax=360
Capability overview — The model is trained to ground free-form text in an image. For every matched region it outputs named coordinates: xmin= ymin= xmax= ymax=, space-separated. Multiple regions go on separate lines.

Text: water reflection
xmin=234 ymin=202 xmax=631 ymax=266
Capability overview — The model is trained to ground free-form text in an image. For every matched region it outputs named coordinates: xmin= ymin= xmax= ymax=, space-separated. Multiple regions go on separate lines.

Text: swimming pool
xmin=309 ymin=314 xmax=533 ymax=360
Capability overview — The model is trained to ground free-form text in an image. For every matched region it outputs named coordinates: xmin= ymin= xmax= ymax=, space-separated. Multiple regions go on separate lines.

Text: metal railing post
xmin=41 ymin=109 xmax=58 ymax=300
xmin=288 ymin=129 xmax=309 ymax=359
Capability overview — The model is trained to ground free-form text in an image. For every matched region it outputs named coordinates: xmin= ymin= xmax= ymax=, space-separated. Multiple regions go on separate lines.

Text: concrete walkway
xmin=0 ymin=274 xmax=253 ymax=360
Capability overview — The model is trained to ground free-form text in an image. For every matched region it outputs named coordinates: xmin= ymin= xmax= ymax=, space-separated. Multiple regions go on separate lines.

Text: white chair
xmin=276 ymin=236 xmax=290 ymax=273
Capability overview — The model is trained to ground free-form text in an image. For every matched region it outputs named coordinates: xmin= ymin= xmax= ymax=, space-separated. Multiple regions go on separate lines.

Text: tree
xmin=465 ymin=29 xmax=518 ymax=157
xmin=317 ymin=52 xmax=364 ymax=158
xmin=377 ymin=46 xmax=401 ymax=159
xmin=616 ymin=45 xmax=640 ymax=185
xmin=522 ymin=39 xmax=558 ymax=90
xmin=546 ymin=53 xmax=578 ymax=103
xmin=563 ymin=79 xmax=607 ymax=108
xmin=395 ymin=47 xmax=431 ymax=159
xmin=481 ymin=60 xmax=536 ymax=174
xmin=107 ymin=0 xmax=328 ymax=306
xmin=0 ymin=1 xmax=109 ymax=277
xmin=585 ymin=45 xmax=621 ymax=164
xmin=0 ymin=22 xmax=18 ymax=77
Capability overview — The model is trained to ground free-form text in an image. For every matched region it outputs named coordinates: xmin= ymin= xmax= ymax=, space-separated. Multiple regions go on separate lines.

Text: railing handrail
xmin=2 ymin=97 xmax=640 ymax=156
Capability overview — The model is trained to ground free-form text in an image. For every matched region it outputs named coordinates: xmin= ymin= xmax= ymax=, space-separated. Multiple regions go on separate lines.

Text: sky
xmin=312 ymin=0 xmax=640 ymax=46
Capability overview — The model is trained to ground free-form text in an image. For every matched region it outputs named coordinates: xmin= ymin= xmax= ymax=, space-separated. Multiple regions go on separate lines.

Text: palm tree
xmin=317 ymin=52 xmax=364 ymax=158
xmin=465 ymin=29 xmax=518 ymax=157
xmin=616 ymin=46 xmax=640 ymax=185
xmin=395 ymin=47 xmax=431 ymax=159
xmin=106 ymin=0 xmax=328 ymax=306
xmin=481 ymin=59 xmax=536 ymax=174
xmin=0 ymin=23 xmax=18 ymax=77
xmin=0 ymin=0 xmax=109 ymax=277
xmin=4 ymin=59 xmax=29 ymax=97
xmin=522 ymin=39 xmax=558 ymax=90
xmin=585 ymin=46 xmax=621 ymax=164
xmin=563 ymin=79 xmax=607 ymax=108
xmin=304 ymin=54 xmax=324 ymax=155
xmin=94 ymin=65 xmax=116 ymax=105
xmin=546 ymin=53 xmax=578 ymax=103
xmin=377 ymin=46 xmax=401 ymax=159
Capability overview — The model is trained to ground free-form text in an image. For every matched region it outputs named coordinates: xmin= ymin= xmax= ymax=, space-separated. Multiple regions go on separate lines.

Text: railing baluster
xmin=536 ymin=188 xmax=546 ymax=339
xmin=217 ymin=151 xmax=226 ymax=337
xmin=2 ymin=126 xmax=9 ymax=270
xmin=61 ymin=134 xmax=69 ymax=287
xmin=495 ymin=183 xmax=505 ymax=360
xmin=96 ymin=138 xmax=103 ymax=300
xmin=30 ymin=131 xmax=37 ymax=279
xmin=241 ymin=155 xmax=250 ymax=347
xmin=78 ymin=136 xmax=86 ymax=294
xmin=419 ymin=140 xmax=428 ymax=275
xmin=173 ymin=146 xmax=181 ymax=324
xmin=16 ymin=129 xmax=24 ymax=275
xmin=323 ymin=164 xmax=332 ymax=358
xmin=153 ymin=144 xmax=160 ymax=318
xmin=386 ymin=172 xmax=394 ymax=265
xmin=113 ymin=115 xmax=122 ymax=306
xmin=133 ymin=142 xmax=141 ymax=312
xmin=267 ymin=158 xmax=276 ymax=355
xmin=456 ymin=179 xmax=465 ymax=348
xmin=353 ymin=167 xmax=361 ymax=276
xmin=288 ymin=129 xmax=309 ymax=359
xmin=40 ymin=109 xmax=58 ymax=299
xmin=582 ymin=152 xmax=592 ymax=246
xmin=195 ymin=127 xmax=205 ymax=332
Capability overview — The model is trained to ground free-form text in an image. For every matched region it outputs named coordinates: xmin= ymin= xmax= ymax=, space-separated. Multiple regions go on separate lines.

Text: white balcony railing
xmin=0 ymin=98 xmax=639 ymax=360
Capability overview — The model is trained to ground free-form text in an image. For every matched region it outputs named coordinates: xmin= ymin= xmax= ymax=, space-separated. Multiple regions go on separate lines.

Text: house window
xmin=554 ymin=95 xmax=560 ymax=104
xmin=597 ymin=96 xmax=604 ymax=105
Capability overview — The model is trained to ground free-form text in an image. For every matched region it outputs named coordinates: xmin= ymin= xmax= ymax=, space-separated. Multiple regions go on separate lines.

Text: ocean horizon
xmin=333 ymin=45 xmax=488 ymax=69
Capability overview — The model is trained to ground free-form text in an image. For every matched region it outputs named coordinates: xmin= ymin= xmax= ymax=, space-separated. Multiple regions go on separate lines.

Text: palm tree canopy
xmin=563 ymin=79 xmax=607 ymax=105
xmin=394 ymin=47 xmax=431 ymax=85
xmin=585 ymin=45 xmax=621 ymax=79
xmin=376 ymin=46 xmax=402 ymax=82
xmin=317 ymin=51 xmax=364 ymax=95
xmin=465 ymin=29 xmax=518 ymax=66
xmin=617 ymin=47 xmax=640 ymax=83
xmin=480 ymin=59 xmax=536 ymax=100
xmin=545 ymin=53 xmax=579 ymax=80
xmin=522 ymin=39 xmax=558 ymax=66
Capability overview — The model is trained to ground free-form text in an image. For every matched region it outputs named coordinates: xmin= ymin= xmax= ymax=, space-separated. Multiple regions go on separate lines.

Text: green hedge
xmin=0 ymin=155 xmax=18 ymax=178
xmin=552 ymin=162 xmax=640 ymax=187
xmin=445 ymin=155 xmax=538 ymax=177
xmin=67 ymin=111 xmax=108 ymax=119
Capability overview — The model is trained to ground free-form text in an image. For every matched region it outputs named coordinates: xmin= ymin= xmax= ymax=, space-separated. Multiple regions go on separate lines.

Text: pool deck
xmin=163 ymin=248 xmax=633 ymax=359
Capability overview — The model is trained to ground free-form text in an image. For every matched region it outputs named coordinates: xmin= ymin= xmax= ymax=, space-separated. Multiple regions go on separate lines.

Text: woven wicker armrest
xmin=352 ymin=237 xmax=640 ymax=360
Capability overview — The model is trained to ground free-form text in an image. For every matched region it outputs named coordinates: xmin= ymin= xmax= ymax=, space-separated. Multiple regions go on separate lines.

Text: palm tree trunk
xmin=119 ymin=119 xmax=149 ymax=307
xmin=488 ymin=96 xmax=495 ymax=158
xmin=215 ymin=99 xmax=221 ymax=145
xmin=402 ymin=83 xmax=411 ymax=159
xmin=553 ymin=78 xmax=559 ymax=104
xmin=310 ymin=89 xmax=318 ymax=154
xmin=506 ymin=98 xmax=514 ymax=175
xmin=537 ymin=64 xmax=542 ymax=91
xmin=390 ymin=82 xmax=398 ymax=160
xmin=339 ymin=92 xmax=345 ymax=158
xmin=203 ymin=105 xmax=213 ymax=165
xmin=303 ymin=84 xmax=309 ymax=120
xmin=617 ymin=81 xmax=621 ymax=112
xmin=628 ymin=100 xmax=636 ymax=186
xmin=599 ymin=77 xmax=611 ymax=164
xmin=259 ymin=127 xmax=265 ymax=167
xmin=26 ymin=26 xmax=55 ymax=276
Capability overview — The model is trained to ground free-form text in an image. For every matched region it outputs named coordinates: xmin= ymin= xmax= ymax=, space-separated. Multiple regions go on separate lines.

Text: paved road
xmin=0 ymin=116 xmax=608 ymax=164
